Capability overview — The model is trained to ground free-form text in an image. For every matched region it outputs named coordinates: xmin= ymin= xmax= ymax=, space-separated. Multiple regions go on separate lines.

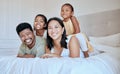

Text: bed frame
xmin=78 ymin=9 xmax=120 ymax=37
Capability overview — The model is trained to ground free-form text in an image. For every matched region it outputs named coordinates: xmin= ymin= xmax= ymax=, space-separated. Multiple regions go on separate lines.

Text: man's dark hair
xmin=16 ymin=22 xmax=33 ymax=35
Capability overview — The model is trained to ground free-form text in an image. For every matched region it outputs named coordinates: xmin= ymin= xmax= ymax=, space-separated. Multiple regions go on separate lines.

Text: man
xmin=16 ymin=22 xmax=45 ymax=58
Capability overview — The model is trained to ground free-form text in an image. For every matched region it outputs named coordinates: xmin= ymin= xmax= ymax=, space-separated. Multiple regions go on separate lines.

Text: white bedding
xmin=0 ymin=45 xmax=120 ymax=74
xmin=0 ymin=33 xmax=120 ymax=74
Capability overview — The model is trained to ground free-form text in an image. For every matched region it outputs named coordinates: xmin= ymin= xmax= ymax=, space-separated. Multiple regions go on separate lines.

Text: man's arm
xmin=17 ymin=54 xmax=35 ymax=58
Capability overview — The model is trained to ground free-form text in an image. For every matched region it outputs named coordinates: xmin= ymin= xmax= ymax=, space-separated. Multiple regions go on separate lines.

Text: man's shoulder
xmin=20 ymin=43 xmax=27 ymax=50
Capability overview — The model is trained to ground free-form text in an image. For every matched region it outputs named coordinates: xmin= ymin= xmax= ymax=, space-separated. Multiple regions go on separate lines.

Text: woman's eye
xmin=55 ymin=26 xmax=58 ymax=28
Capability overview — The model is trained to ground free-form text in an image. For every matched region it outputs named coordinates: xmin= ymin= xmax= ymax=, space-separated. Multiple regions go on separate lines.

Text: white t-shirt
xmin=42 ymin=30 xmax=47 ymax=39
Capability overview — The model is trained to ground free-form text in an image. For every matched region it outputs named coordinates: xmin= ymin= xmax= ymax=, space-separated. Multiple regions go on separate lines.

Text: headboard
xmin=78 ymin=9 xmax=120 ymax=37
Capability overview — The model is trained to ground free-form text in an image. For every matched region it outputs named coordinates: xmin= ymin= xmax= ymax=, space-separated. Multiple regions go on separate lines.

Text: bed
xmin=0 ymin=33 xmax=120 ymax=74
xmin=0 ymin=9 xmax=120 ymax=74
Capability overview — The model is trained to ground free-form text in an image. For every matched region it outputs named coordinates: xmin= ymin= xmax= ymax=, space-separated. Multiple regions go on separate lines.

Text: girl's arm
xmin=68 ymin=36 xmax=80 ymax=58
xmin=71 ymin=16 xmax=80 ymax=34
xmin=83 ymin=51 xmax=89 ymax=58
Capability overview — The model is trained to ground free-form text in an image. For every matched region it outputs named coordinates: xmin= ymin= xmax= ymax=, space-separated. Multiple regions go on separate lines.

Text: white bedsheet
xmin=0 ymin=46 xmax=120 ymax=74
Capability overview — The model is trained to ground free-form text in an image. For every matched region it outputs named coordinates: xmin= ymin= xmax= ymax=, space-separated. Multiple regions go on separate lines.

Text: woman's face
xmin=48 ymin=20 xmax=64 ymax=40
xmin=61 ymin=5 xmax=73 ymax=19
xmin=34 ymin=16 xmax=45 ymax=30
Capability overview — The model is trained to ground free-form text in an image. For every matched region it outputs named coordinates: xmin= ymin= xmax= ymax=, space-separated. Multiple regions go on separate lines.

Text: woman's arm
xmin=71 ymin=16 xmax=80 ymax=34
xmin=68 ymin=36 xmax=80 ymax=58
xmin=45 ymin=46 xmax=51 ymax=54
xmin=41 ymin=46 xmax=61 ymax=58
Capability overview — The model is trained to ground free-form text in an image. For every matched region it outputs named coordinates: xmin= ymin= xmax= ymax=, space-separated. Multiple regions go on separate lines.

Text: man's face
xmin=19 ymin=28 xmax=35 ymax=48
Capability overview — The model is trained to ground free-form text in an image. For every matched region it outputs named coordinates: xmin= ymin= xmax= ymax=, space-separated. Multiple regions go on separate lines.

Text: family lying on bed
xmin=16 ymin=3 xmax=94 ymax=58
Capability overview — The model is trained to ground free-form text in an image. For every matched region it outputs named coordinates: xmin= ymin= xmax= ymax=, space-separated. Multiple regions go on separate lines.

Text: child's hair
xmin=46 ymin=17 xmax=67 ymax=50
xmin=62 ymin=3 xmax=74 ymax=12
xmin=16 ymin=22 xmax=33 ymax=35
xmin=34 ymin=14 xmax=47 ymax=29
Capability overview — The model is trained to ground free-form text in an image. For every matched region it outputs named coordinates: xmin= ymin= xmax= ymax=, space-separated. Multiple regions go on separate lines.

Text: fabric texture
xmin=42 ymin=30 xmax=47 ymax=39
xmin=89 ymin=33 xmax=120 ymax=47
xmin=63 ymin=19 xmax=74 ymax=35
xmin=81 ymin=33 xmax=94 ymax=52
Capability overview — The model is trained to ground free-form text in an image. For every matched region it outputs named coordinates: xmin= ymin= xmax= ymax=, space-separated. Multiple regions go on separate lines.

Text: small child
xmin=61 ymin=3 xmax=94 ymax=54
xmin=60 ymin=3 xmax=80 ymax=36
xmin=34 ymin=14 xmax=47 ymax=39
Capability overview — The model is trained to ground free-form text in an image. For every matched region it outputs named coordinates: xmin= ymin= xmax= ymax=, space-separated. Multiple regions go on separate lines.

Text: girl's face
xmin=34 ymin=16 xmax=45 ymax=30
xmin=48 ymin=20 xmax=64 ymax=40
xmin=61 ymin=5 xmax=73 ymax=19
xmin=19 ymin=29 xmax=35 ymax=47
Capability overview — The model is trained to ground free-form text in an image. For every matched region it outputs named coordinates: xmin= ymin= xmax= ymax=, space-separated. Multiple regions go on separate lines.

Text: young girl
xmin=34 ymin=14 xmax=47 ymax=39
xmin=61 ymin=3 xmax=80 ymax=36
xmin=61 ymin=3 xmax=94 ymax=53
xmin=41 ymin=17 xmax=89 ymax=58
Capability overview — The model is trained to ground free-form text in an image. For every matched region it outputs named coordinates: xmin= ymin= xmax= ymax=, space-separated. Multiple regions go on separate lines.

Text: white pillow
xmin=89 ymin=33 xmax=120 ymax=47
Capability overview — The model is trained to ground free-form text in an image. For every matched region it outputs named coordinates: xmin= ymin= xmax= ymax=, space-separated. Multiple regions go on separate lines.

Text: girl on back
xmin=61 ymin=3 xmax=80 ymax=36
xmin=61 ymin=3 xmax=94 ymax=53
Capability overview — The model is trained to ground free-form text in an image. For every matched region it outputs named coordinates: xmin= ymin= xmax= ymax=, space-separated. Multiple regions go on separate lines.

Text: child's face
xmin=48 ymin=20 xmax=64 ymax=40
xmin=61 ymin=5 xmax=73 ymax=19
xmin=34 ymin=16 xmax=45 ymax=30
xmin=19 ymin=29 xmax=35 ymax=47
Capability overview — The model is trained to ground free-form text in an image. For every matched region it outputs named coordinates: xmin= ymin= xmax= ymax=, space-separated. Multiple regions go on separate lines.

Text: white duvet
xmin=0 ymin=45 xmax=120 ymax=74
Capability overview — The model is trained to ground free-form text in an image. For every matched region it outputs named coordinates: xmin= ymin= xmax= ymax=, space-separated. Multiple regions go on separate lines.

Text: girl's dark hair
xmin=46 ymin=17 xmax=67 ymax=50
xmin=62 ymin=3 xmax=74 ymax=12
xmin=34 ymin=14 xmax=47 ymax=29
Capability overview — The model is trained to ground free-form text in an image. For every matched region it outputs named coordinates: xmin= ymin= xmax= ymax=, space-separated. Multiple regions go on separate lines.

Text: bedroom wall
xmin=78 ymin=9 xmax=120 ymax=37
xmin=43 ymin=0 xmax=120 ymax=18
xmin=0 ymin=0 xmax=120 ymax=49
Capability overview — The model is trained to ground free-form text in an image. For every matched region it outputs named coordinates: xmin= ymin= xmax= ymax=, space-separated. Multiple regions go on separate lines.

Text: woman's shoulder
xmin=66 ymin=35 xmax=77 ymax=43
xmin=69 ymin=35 xmax=78 ymax=42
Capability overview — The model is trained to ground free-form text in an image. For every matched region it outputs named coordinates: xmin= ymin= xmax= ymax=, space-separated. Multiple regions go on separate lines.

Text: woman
xmin=41 ymin=17 xmax=89 ymax=58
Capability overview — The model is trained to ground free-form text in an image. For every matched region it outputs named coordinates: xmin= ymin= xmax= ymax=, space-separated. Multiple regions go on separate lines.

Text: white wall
xmin=0 ymin=0 xmax=120 ymax=48
xmin=44 ymin=0 xmax=120 ymax=17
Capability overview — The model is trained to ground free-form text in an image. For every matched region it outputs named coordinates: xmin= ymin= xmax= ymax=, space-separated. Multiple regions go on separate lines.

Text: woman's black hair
xmin=34 ymin=14 xmax=47 ymax=29
xmin=46 ymin=17 xmax=67 ymax=50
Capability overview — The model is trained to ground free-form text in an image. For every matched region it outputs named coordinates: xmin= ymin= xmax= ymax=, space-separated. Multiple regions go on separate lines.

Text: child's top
xmin=34 ymin=30 xmax=47 ymax=39
xmin=63 ymin=19 xmax=74 ymax=35
xmin=42 ymin=30 xmax=47 ymax=39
